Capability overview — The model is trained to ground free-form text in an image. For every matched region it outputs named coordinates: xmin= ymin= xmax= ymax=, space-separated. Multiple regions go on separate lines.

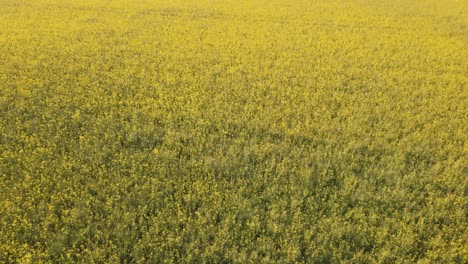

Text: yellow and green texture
xmin=1 ymin=0 xmax=467 ymax=262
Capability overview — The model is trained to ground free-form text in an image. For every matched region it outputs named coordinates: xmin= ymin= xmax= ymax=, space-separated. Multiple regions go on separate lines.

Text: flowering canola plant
xmin=0 ymin=0 xmax=467 ymax=262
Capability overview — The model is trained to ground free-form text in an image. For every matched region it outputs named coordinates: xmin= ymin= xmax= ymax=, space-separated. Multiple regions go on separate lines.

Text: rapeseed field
xmin=1 ymin=0 xmax=467 ymax=262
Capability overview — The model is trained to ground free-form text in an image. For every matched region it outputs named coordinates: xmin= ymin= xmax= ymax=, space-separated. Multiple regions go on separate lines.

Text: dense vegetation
xmin=1 ymin=0 xmax=467 ymax=262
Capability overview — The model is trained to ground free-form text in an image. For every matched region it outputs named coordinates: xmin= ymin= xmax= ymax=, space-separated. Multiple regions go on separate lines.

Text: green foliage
xmin=0 ymin=0 xmax=467 ymax=262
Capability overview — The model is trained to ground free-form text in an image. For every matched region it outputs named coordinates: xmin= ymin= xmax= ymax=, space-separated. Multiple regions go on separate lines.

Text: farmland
xmin=0 ymin=0 xmax=467 ymax=262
